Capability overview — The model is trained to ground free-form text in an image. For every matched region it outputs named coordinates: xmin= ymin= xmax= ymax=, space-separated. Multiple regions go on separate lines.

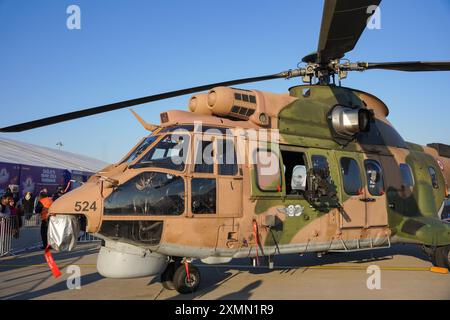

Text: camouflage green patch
xmin=253 ymin=198 xmax=322 ymax=245
xmin=406 ymin=151 xmax=445 ymax=217
xmin=394 ymin=216 xmax=450 ymax=246
xmin=406 ymin=142 xmax=425 ymax=152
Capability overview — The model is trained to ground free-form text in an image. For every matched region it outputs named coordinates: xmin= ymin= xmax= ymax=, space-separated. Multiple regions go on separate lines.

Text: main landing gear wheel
xmin=160 ymin=261 xmax=177 ymax=290
xmin=173 ymin=263 xmax=201 ymax=294
xmin=433 ymin=245 xmax=450 ymax=269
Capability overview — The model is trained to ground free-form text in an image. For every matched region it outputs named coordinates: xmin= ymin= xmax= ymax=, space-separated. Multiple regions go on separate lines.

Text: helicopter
xmin=1 ymin=0 xmax=450 ymax=294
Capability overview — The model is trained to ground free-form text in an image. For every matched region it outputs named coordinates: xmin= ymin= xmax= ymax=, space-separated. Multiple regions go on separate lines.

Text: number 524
xmin=74 ymin=201 xmax=97 ymax=212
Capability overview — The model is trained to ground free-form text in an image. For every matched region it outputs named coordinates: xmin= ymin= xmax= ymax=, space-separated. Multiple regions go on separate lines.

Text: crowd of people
xmin=0 ymin=185 xmax=68 ymax=249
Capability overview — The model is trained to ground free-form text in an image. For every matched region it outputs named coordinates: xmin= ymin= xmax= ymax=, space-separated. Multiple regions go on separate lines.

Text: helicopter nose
xmin=48 ymin=181 xmax=103 ymax=251
xmin=49 ymin=181 xmax=103 ymax=232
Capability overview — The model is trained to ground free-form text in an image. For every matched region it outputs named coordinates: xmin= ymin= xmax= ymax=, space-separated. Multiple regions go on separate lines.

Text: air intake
xmin=328 ymin=105 xmax=372 ymax=144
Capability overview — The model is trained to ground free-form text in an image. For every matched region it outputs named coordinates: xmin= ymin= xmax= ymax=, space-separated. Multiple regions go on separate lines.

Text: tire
xmin=173 ymin=263 xmax=201 ymax=294
xmin=433 ymin=245 xmax=450 ymax=269
xmin=160 ymin=262 xmax=177 ymax=290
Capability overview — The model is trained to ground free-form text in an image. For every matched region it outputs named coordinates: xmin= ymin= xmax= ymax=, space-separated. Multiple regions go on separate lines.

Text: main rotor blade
xmin=0 ymin=71 xmax=295 ymax=133
xmin=314 ymin=0 xmax=381 ymax=64
xmin=365 ymin=61 xmax=450 ymax=72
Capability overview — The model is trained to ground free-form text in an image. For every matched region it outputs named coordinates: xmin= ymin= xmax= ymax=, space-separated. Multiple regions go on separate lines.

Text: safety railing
xmin=21 ymin=214 xmax=41 ymax=227
xmin=2 ymin=215 xmax=100 ymax=257
xmin=0 ymin=215 xmax=14 ymax=257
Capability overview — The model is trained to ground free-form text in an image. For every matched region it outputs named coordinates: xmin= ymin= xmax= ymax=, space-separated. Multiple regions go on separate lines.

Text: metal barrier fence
xmin=0 ymin=215 xmax=14 ymax=257
xmin=22 ymin=214 xmax=41 ymax=227
xmin=0 ymin=214 xmax=100 ymax=257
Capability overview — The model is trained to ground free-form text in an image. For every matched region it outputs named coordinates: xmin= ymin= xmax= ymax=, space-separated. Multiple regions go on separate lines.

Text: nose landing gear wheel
xmin=173 ymin=263 xmax=201 ymax=294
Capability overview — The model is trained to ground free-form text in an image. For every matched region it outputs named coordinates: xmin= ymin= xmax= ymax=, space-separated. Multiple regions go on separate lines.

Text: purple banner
xmin=0 ymin=163 xmax=21 ymax=194
xmin=20 ymin=165 xmax=70 ymax=196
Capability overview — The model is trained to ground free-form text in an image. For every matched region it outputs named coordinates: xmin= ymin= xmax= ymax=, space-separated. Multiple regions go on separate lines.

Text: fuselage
xmin=49 ymin=85 xmax=450 ymax=262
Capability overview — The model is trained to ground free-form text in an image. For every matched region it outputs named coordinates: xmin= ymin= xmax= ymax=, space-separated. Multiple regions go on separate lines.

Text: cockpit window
xmin=104 ymin=172 xmax=185 ymax=216
xmin=134 ymin=134 xmax=190 ymax=171
xmin=124 ymin=136 xmax=158 ymax=164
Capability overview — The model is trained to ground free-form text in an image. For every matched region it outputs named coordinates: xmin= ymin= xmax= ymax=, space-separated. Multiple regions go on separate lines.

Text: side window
xmin=399 ymin=163 xmax=414 ymax=188
xmin=340 ymin=157 xmax=362 ymax=195
xmin=364 ymin=160 xmax=384 ymax=196
xmin=255 ymin=149 xmax=281 ymax=192
xmin=312 ymin=155 xmax=330 ymax=178
xmin=428 ymin=167 xmax=439 ymax=189
xmin=217 ymin=139 xmax=238 ymax=176
xmin=191 ymin=178 xmax=216 ymax=214
xmin=194 ymin=139 xmax=214 ymax=173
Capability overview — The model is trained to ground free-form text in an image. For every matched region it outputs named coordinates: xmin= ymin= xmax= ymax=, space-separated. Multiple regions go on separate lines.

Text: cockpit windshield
xmin=124 ymin=135 xmax=159 ymax=164
xmin=132 ymin=133 xmax=190 ymax=171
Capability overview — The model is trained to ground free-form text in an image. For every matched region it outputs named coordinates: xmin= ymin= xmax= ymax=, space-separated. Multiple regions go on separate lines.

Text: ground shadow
xmin=3 ymin=272 xmax=104 ymax=300
xmin=231 ymin=243 xmax=430 ymax=275
xmin=161 ymin=243 xmax=431 ymax=300
xmin=216 ymin=280 xmax=262 ymax=300
xmin=0 ymin=243 xmax=100 ymax=274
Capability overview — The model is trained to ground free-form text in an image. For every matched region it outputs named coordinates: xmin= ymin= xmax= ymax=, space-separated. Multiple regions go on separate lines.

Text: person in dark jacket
xmin=21 ymin=192 xmax=35 ymax=220
xmin=4 ymin=187 xmax=13 ymax=198
xmin=52 ymin=187 xmax=64 ymax=201
xmin=34 ymin=191 xmax=53 ymax=249
xmin=0 ymin=195 xmax=11 ymax=215
xmin=8 ymin=197 xmax=20 ymax=238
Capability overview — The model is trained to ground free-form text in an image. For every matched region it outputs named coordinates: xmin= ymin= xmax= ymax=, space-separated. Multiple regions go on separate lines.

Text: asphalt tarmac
xmin=1 ymin=242 xmax=449 ymax=300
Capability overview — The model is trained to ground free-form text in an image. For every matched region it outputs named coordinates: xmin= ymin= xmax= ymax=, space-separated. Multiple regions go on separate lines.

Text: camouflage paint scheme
xmin=49 ymin=84 xmax=450 ymax=261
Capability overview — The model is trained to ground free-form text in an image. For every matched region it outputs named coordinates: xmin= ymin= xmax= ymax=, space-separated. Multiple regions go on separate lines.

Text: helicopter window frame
xmin=364 ymin=159 xmax=385 ymax=196
xmin=253 ymin=148 xmax=282 ymax=193
xmin=428 ymin=166 xmax=439 ymax=189
xmin=311 ymin=155 xmax=331 ymax=177
xmin=191 ymin=131 xmax=240 ymax=177
xmin=280 ymin=148 xmax=309 ymax=197
xmin=399 ymin=163 xmax=415 ymax=188
xmin=120 ymin=134 xmax=160 ymax=165
xmin=193 ymin=133 xmax=216 ymax=174
xmin=132 ymin=132 xmax=191 ymax=172
xmin=191 ymin=178 xmax=217 ymax=215
xmin=103 ymin=172 xmax=186 ymax=216
xmin=340 ymin=157 xmax=363 ymax=196
xmin=216 ymin=137 xmax=239 ymax=176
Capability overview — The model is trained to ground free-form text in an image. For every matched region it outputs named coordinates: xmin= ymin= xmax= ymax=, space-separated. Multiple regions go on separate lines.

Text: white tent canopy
xmin=0 ymin=137 xmax=108 ymax=173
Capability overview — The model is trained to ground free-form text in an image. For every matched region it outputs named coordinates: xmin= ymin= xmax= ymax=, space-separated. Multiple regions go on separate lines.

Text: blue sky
xmin=0 ymin=0 xmax=449 ymax=163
